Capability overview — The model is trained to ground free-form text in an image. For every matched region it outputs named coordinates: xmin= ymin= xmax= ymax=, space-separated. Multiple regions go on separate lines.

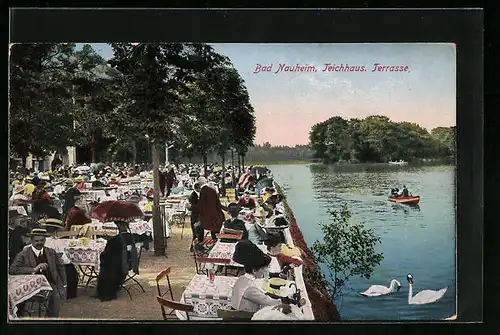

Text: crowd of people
xmin=8 ymin=159 xmax=307 ymax=319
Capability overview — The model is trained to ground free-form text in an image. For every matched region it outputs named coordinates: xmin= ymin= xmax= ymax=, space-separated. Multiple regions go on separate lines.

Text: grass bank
xmin=245 ymin=160 xmax=314 ymax=166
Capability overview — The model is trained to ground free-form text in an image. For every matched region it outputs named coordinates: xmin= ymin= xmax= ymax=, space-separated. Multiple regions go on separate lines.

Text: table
xmin=99 ymin=220 xmax=152 ymax=236
xmin=8 ymin=275 xmax=53 ymax=317
xmin=176 ymin=274 xmax=237 ymax=320
xmin=63 ymin=239 xmax=107 ymax=271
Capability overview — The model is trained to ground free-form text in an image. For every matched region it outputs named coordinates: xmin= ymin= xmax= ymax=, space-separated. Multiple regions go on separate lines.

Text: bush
xmin=311 ymin=203 xmax=384 ymax=300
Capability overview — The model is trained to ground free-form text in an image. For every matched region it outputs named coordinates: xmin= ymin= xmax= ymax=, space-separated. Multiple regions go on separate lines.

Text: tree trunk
xmin=237 ymin=154 xmax=241 ymax=176
xmin=221 ymin=152 xmax=226 ymax=197
xmin=91 ymin=135 xmax=96 ymax=164
xmin=131 ymin=140 xmax=137 ymax=164
xmin=152 ymin=142 xmax=166 ymax=256
xmin=241 ymin=154 xmax=245 ymax=172
xmin=203 ymin=153 xmax=208 ymax=177
xmin=22 ymin=155 xmax=27 ymax=169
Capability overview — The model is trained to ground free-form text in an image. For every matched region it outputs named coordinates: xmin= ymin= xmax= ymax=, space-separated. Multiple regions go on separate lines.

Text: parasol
xmin=250 ymin=166 xmax=268 ymax=175
xmin=255 ymin=177 xmax=274 ymax=196
xmin=91 ymin=200 xmax=144 ymax=222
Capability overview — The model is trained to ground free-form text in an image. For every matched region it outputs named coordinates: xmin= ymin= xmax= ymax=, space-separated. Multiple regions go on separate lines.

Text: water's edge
xmin=275 ymin=182 xmax=341 ymax=321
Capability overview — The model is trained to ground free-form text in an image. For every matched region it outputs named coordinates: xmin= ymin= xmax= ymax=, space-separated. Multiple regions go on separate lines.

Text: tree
xmin=311 ymin=204 xmax=384 ymax=301
xmin=10 ymin=44 xmax=76 ymax=163
xmin=108 ymin=43 xmax=227 ymax=256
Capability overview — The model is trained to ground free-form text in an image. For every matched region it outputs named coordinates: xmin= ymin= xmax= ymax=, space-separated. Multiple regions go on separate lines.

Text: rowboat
xmin=388 ymin=160 xmax=408 ymax=166
xmin=388 ymin=195 xmax=420 ymax=205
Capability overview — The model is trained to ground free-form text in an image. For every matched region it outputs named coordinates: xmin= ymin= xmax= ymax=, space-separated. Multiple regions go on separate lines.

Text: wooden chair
xmin=56 ymin=230 xmax=81 ymax=239
xmin=91 ymin=229 xmax=117 ymax=240
xmin=121 ymin=243 xmax=145 ymax=299
xmin=156 ymin=296 xmax=194 ymax=321
xmin=217 ymin=308 xmax=255 ymax=321
xmin=156 ymin=267 xmax=175 ymax=318
xmin=191 ymin=239 xmax=217 ymax=275
xmin=216 ymin=233 xmax=243 ymax=241
xmin=170 ymin=212 xmax=187 ymax=239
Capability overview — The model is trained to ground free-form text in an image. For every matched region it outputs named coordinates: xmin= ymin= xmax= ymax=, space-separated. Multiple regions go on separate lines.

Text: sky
xmin=77 ymin=43 xmax=456 ymax=146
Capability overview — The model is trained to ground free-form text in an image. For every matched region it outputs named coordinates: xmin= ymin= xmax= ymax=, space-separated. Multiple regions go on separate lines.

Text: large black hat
xmin=227 ymin=203 xmax=242 ymax=217
xmin=263 ymin=232 xmax=283 ymax=248
xmin=232 ymin=240 xmax=271 ymax=269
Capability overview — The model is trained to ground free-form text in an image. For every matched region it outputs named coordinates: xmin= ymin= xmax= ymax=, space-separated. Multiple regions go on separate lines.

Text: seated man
xmin=9 ymin=228 xmax=67 ymax=317
xmin=220 ymin=203 xmax=249 ymax=243
xmin=402 ymin=185 xmax=409 ymax=197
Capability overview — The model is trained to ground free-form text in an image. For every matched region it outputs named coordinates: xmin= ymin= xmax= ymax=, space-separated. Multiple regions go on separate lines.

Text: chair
xmin=191 ymin=239 xmax=217 ymax=275
xmin=156 ymin=296 xmax=194 ymax=321
xmin=217 ymin=308 xmax=255 ymax=321
xmin=121 ymin=243 xmax=146 ymax=299
xmin=56 ymin=230 xmax=81 ymax=239
xmin=216 ymin=233 xmax=243 ymax=241
xmin=170 ymin=212 xmax=186 ymax=239
xmin=91 ymin=229 xmax=118 ymax=240
xmin=156 ymin=267 xmax=175 ymax=318
xmin=19 ymin=290 xmax=51 ymax=317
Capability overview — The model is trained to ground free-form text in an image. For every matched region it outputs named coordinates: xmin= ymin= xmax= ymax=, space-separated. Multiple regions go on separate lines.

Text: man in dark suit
xmin=187 ymin=182 xmax=201 ymax=252
xmin=190 ymin=177 xmax=227 ymax=243
xmin=8 ymin=210 xmax=29 ymax=267
xmin=9 ymin=228 xmax=67 ymax=317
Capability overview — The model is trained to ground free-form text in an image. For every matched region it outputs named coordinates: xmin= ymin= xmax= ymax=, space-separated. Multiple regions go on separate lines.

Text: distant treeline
xmin=178 ymin=142 xmax=315 ymax=165
xmin=309 ymin=115 xmax=455 ymax=164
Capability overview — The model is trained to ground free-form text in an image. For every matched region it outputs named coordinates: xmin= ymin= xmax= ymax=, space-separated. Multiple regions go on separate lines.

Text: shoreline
xmin=274 ymin=183 xmax=341 ymax=321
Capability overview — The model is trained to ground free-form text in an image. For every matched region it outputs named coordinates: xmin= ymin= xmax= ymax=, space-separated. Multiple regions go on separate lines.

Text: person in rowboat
xmin=402 ymin=185 xmax=409 ymax=197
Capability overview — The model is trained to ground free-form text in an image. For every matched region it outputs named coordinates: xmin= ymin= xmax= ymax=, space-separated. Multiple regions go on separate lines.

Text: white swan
xmin=407 ymin=274 xmax=447 ymax=305
xmin=360 ymin=279 xmax=401 ymax=297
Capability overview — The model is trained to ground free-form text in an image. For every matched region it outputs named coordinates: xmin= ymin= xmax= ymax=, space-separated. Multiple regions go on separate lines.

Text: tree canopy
xmin=309 ymin=115 xmax=455 ymax=164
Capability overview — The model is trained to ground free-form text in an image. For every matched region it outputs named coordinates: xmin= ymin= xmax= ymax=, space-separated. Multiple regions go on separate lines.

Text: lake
xmin=270 ymin=163 xmax=456 ymax=321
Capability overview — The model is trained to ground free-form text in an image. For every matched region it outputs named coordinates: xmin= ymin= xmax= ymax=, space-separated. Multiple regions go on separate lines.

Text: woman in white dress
xmin=231 ymin=240 xmax=282 ymax=312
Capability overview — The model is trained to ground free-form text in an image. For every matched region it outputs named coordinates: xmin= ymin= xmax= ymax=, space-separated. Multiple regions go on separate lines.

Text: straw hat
xmin=74 ymin=176 xmax=85 ymax=182
xmin=27 ymin=228 xmax=51 ymax=237
xmin=39 ymin=217 xmax=65 ymax=230
xmin=263 ymin=277 xmax=290 ymax=297
xmin=65 ymin=178 xmax=75 ymax=186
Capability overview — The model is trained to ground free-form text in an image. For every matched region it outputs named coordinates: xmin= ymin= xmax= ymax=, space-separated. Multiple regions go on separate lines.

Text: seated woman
xmin=263 ymin=232 xmax=303 ymax=277
xmin=238 ymin=191 xmax=256 ymax=210
xmin=95 ymin=220 xmax=138 ymax=301
xmin=231 ymin=240 xmax=282 ymax=312
xmin=220 ymin=203 xmax=249 ymax=243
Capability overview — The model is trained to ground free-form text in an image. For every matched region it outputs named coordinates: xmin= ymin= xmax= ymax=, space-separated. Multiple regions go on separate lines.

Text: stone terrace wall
xmin=275 ymin=183 xmax=341 ymax=321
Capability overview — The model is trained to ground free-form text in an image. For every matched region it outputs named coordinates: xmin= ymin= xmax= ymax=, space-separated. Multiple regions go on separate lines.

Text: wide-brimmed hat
xmin=264 ymin=232 xmax=283 ymax=248
xmin=262 ymin=277 xmax=290 ymax=297
xmin=39 ymin=217 xmax=65 ymax=230
xmin=65 ymin=178 xmax=75 ymax=186
xmin=74 ymin=176 xmax=85 ymax=182
xmin=232 ymin=240 xmax=271 ymax=269
xmin=14 ymin=184 xmax=35 ymax=195
xmin=27 ymin=228 xmax=52 ymax=237
xmin=227 ymin=203 xmax=242 ymax=216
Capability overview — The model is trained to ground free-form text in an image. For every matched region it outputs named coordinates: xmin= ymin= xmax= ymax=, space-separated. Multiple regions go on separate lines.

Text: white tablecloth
xmin=8 ymin=275 xmax=53 ymax=315
xmin=176 ymin=275 xmax=236 ymax=320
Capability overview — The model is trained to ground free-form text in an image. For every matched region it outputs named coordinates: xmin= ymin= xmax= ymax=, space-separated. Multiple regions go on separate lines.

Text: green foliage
xmin=311 ymin=204 xmax=384 ymax=300
xmin=309 ymin=115 xmax=455 ymax=164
